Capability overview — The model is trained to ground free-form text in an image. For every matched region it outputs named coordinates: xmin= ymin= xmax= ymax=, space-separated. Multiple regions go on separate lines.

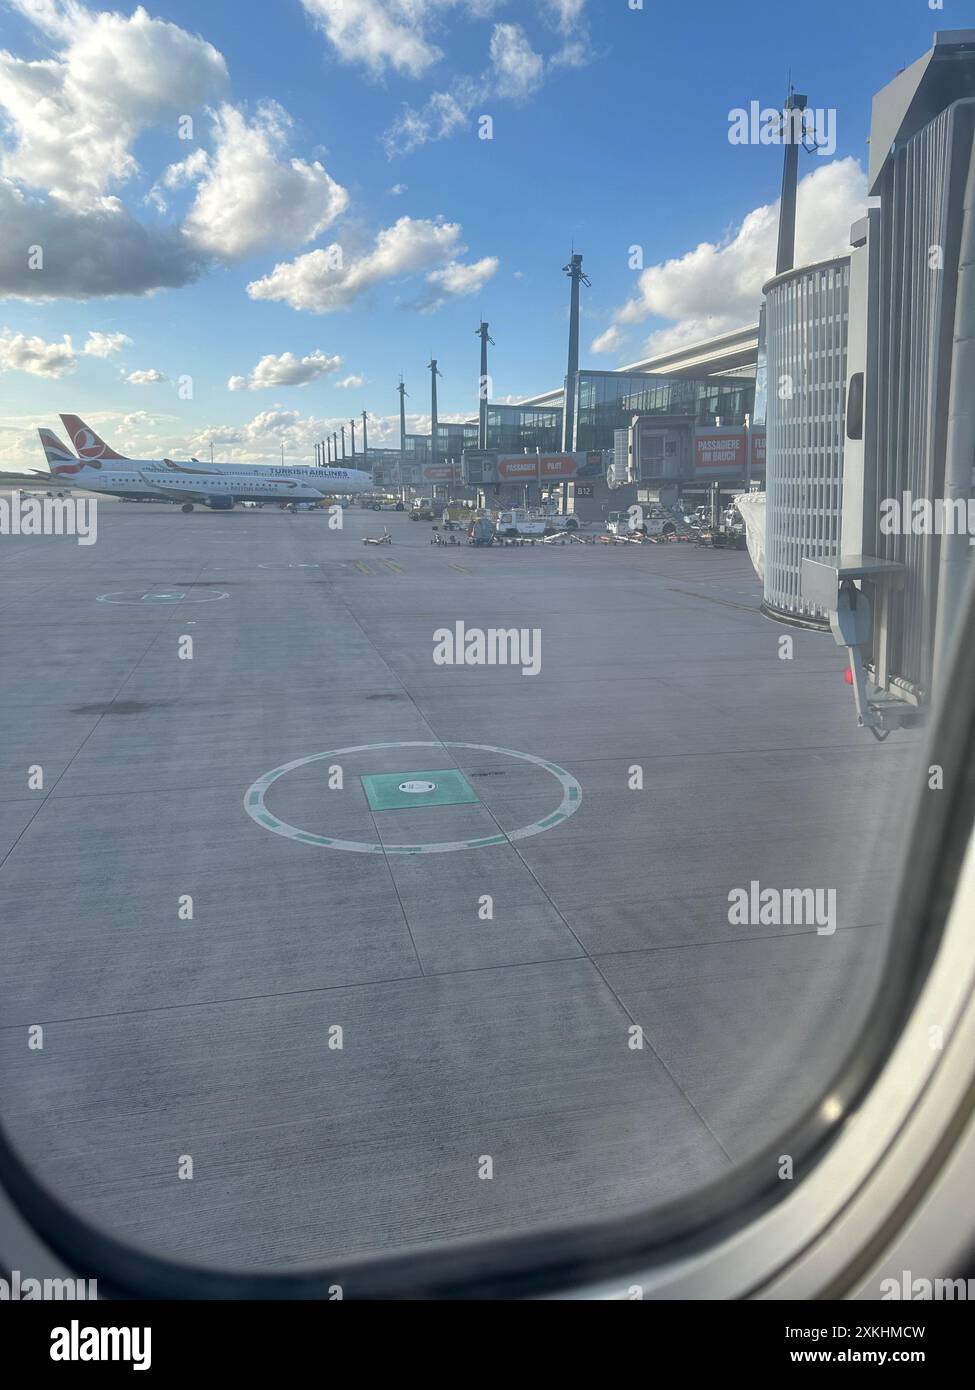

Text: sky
xmin=0 ymin=0 xmax=965 ymax=470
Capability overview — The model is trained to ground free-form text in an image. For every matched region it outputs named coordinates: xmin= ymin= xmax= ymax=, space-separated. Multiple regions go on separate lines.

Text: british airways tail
xmin=59 ymin=414 xmax=129 ymax=464
xmin=38 ymin=428 xmax=86 ymax=476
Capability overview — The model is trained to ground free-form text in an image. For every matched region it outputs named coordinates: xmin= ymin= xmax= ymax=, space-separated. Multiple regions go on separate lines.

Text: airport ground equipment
xmin=442 ymin=504 xmax=477 ymax=530
xmin=362 ymin=528 xmax=392 ymax=546
xmin=468 ymin=517 xmax=496 ymax=547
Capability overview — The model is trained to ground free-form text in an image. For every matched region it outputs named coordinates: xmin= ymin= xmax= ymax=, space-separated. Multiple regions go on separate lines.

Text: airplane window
xmin=1 ymin=7 xmax=974 ymax=1351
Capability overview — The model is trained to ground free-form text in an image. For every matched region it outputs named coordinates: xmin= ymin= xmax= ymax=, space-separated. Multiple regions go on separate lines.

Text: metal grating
xmin=763 ymin=258 xmax=850 ymax=625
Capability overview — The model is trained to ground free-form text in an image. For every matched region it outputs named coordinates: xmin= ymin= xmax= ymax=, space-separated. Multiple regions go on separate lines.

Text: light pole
xmin=775 ymin=90 xmax=809 ymax=276
xmin=561 ymin=252 xmax=590 ymax=454
xmin=476 ymin=322 xmax=493 ymax=450
xmin=428 ymin=357 xmax=442 ymax=470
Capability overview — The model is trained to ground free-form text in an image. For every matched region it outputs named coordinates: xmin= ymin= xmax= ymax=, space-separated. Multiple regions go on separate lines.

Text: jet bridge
xmin=802 ymin=30 xmax=975 ymax=733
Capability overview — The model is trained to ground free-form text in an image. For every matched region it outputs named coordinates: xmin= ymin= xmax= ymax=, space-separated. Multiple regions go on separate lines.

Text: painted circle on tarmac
xmin=244 ymin=741 xmax=582 ymax=854
xmin=257 ymin=562 xmax=347 ymax=570
xmin=96 ymin=590 xmax=229 ymax=604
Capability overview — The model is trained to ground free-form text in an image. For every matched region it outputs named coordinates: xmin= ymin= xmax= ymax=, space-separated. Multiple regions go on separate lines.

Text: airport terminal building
xmin=369 ymin=325 xmax=763 ymax=514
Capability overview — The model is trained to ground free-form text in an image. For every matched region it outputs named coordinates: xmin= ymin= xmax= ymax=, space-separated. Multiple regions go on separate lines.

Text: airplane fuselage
xmin=53 ymin=461 xmax=372 ymax=505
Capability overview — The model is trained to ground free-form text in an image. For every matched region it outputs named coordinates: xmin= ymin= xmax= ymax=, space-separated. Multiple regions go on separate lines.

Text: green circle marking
xmin=243 ymin=741 xmax=582 ymax=854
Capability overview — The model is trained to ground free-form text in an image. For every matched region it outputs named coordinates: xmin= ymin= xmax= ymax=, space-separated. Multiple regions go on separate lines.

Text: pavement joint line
xmin=0 ymin=923 xmax=889 ymax=1038
xmin=0 ymin=560 xmax=212 ymax=873
xmin=587 ymin=920 xmax=888 ymax=962
xmin=454 ymin=742 xmax=740 ymax=1167
xmin=0 ymin=953 xmax=614 ymax=1034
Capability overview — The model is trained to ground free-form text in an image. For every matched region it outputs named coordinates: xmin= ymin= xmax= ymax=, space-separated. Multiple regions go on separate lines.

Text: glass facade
xmin=573 ymin=371 xmax=754 ymax=452
xmin=436 ymin=421 xmax=479 ymax=460
xmin=403 ymin=434 xmax=430 ymax=465
xmin=483 ymin=404 xmax=563 ymax=454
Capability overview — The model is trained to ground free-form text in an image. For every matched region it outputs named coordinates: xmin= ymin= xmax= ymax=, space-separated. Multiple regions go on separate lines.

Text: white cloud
xmin=125 ymin=367 xmax=167 ymax=384
xmin=299 ymin=0 xmax=444 ymax=78
xmin=145 ymin=147 xmax=210 ymax=213
xmin=0 ymin=3 xmax=224 ymax=299
xmin=382 ymin=18 xmax=573 ymax=155
xmin=228 ymin=349 xmax=344 ymax=391
xmin=389 ymin=183 xmax=408 ymax=196
xmin=83 ymin=330 xmax=132 ymax=357
xmin=335 ymin=374 xmax=364 ymax=389
xmin=590 ymin=325 xmax=626 ymax=355
xmin=489 ymin=23 xmax=544 ymax=101
xmin=0 ymin=328 xmax=77 ymax=377
xmin=247 ymin=216 xmax=464 ymax=313
xmin=298 ymin=1 xmax=506 ymax=79
xmin=188 ymin=407 xmax=434 ymax=461
xmin=540 ymin=0 xmax=591 ymax=68
xmin=0 ymin=6 xmax=346 ymax=299
xmin=0 ymin=1 xmax=228 ymax=208
xmin=422 ymin=255 xmax=499 ymax=308
xmin=173 ymin=102 xmax=349 ymax=260
xmin=542 ymin=0 xmax=588 ymax=33
xmin=612 ymin=158 xmax=868 ymax=353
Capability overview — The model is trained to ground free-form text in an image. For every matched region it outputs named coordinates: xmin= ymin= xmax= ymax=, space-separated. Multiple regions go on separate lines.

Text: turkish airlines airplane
xmin=47 ymin=414 xmax=373 ymax=507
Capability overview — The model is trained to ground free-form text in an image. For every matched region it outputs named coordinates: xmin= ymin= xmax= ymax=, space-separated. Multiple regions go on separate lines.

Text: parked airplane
xmin=38 ymin=430 xmax=330 ymax=510
xmin=135 ymin=470 xmax=325 ymax=512
xmin=56 ymin=415 xmax=374 ymax=498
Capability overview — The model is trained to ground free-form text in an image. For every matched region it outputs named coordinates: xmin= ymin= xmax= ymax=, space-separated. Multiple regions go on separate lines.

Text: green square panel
xmin=361 ymin=768 xmax=479 ymax=811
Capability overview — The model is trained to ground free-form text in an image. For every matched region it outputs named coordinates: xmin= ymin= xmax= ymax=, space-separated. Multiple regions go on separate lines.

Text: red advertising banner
xmin=498 ymin=454 xmax=574 ymax=480
xmin=422 ymin=464 xmax=463 ymax=482
xmin=750 ymin=430 xmax=766 ymax=470
xmin=495 ymin=452 xmax=603 ymax=482
xmin=694 ymin=430 xmax=745 ymax=476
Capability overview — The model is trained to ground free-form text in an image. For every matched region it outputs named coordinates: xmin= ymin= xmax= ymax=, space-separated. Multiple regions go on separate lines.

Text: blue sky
xmin=0 ymin=0 xmax=963 ymax=468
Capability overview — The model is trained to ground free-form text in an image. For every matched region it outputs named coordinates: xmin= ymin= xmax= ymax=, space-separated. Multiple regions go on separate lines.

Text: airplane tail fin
xmin=38 ymin=428 xmax=85 ymax=476
xmin=59 ymin=414 xmax=129 ymax=464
